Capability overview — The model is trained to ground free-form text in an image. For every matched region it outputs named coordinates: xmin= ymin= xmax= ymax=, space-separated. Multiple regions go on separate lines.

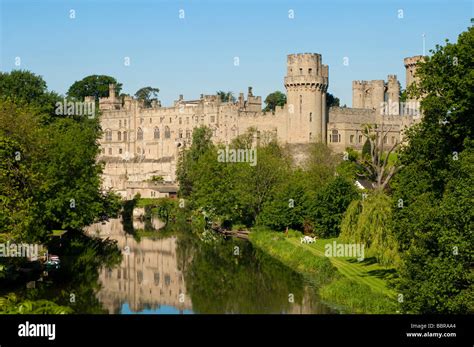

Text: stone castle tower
xmin=404 ymin=55 xmax=424 ymax=89
xmin=284 ymin=53 xmax=329 ymax=143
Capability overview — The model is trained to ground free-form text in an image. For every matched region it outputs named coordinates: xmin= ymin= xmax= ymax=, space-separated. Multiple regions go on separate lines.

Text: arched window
xmin=137 ymin=128 xmax=143 ymax=141
xmin=123 ymin=131 xmax=127 ymax=141
xmin=331 ymin=129 xmax=340 ymax=143
xmin=117 ymin=131 xmax=122 ymax=141
xmin=164 ymin=126 xmax=171 ymax=139
xmin=154 ymin=127 xmax=160 ymax=140
xmin=105 ymin=130 xmax=112 ymax=142
xmin=309 ymin=112 xmax=312 ymax=122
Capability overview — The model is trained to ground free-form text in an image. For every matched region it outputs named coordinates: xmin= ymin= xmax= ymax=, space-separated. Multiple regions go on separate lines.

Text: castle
xmin=96 ymin=53 xmax=423 ymax=199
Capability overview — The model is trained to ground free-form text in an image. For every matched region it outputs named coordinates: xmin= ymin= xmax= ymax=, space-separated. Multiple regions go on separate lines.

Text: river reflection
xmin=86 ymin=218 xmax=335 ymax=314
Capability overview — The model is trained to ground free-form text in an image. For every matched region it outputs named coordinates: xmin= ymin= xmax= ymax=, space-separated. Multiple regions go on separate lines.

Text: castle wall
xmin=98 ymin=54 xmax=421 ymax=196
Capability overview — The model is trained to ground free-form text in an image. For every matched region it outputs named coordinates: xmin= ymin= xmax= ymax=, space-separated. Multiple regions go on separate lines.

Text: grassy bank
xmin=250 ymin=229 xmax=398 ymax=314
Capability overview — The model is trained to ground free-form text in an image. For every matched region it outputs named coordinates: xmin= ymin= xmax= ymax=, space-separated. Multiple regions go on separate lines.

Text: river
xmin=81 ymin=218 xmax=335 ymax=314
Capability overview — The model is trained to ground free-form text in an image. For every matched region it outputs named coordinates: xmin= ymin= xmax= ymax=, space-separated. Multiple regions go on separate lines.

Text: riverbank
xmin=249 ymin=229 xmax=398 ymax=314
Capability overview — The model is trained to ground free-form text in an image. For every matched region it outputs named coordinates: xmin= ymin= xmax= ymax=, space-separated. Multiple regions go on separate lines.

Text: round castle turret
xmin=404 ymin=55 xmax=424 ymax=89
xmin=284 ymin=53 xmax=329 ymax=143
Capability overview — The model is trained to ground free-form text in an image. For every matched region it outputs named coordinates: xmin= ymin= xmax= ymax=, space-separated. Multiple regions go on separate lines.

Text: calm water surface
xmin=84 ymin=218 xmax=336 ymax=314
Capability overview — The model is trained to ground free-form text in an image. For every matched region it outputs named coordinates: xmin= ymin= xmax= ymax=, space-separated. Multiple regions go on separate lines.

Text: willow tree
xmin=340 ymin=193 xmax=400 ymax=266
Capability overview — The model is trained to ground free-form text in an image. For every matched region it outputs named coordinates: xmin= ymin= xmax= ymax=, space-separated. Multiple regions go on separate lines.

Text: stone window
xmin=299 ymin=95 xmax=302 ymax=114
xmin=309 ymin=132 xmax=312 ymax=140
xmin=105 ymin=130 xmax=112 ymax=142
xmin=150 ymin=118 xmax=152 ymax=123
xmin=117 ymin=131 xmax=122 ymax=141
xmin=186 ymin=130 xmax=191 ymax=138
xmin=137 ymin=271 xmax=143 ymax=285
xmin=383 ymin=136 xmax=388 ymax=144
xmin=309 ymin=112 xmax=312 ymax=122
xmin=350 ymin=135 xmax=354 ymax=143
xmin=165 ymin=274 xmax=171 ymax=286
xmin=179 ymin=129 xmax=183 ymax=138
xmin=119 ymin=148 xmax=122 ymax=154
xmin=331 ymin=129 xmax=340 ymax=143
xmin=154 ymin=272 xmax=160 ymax=285
xmin=124 ymin=119 xmax=127 ymax=127
xmin=140 ymin=118 xmax=143 ymax=124
xmin=392 ymin=136 xmax=396 ymax=144
xmin=299 ymin=68 xmax=303 ymax=74
xmin=164 ymin=126 xmax=171 ymax=139
xmin=123 ymin=131 xmax=127 ymax=141
xmin=154 ymin=127 xmax=160 ymax=139
xmin=137 ymin=128 xmax=143 ymax=141
xmin=211 ymin=116 xmax=215 ymax=123
xmin=108 ymin=148 xmax=112 ymax=155
xmin=359 ymin=135 xmax=363 ymax=143
xmin=119 ymin=120 xmax=122 ymax=128
xmin=308 ymin=68 xmax=312 ymax=74
xmin=169 ymin=117 xmax=172 ymax=123
xmin=179 ymin=118 xmax=182 ymax=125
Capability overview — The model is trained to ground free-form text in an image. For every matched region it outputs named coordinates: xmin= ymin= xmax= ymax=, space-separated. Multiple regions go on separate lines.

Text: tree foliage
xmin=391 ymin=27 xmax=474 ymax=313
xmin=264 ymin=91 xmax=287 ymax=112
xmin=67 ymin=75 xmax=122 ymax=102
xmin=135 ymin=86 xmax=160 ymax=107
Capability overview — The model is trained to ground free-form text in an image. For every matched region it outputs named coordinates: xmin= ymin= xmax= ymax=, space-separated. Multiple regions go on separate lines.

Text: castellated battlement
xmin=286 ymin=53 xmax=328 ymax=79
xmin=387 ymin=74 xmax=398 ymax=82
xmin=404 ymin=55 xmax=424 ymax=67
xmin=287 ymin=53 xmax=321 ymax=65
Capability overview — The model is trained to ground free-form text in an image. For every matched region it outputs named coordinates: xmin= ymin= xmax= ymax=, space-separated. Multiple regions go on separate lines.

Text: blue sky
xmin=0 ymin=0 xmax=472 ymax=107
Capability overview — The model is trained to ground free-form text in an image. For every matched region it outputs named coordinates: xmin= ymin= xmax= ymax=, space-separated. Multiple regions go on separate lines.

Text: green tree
xmin=0 ymin=70 xmax=61 ymax=117
xmin=340 ymin=192 xmax=400 ymax=266
xmin=135 ymin=86 xmax=160 ymax=107
xmin=304 ymin=143 xmax=340 ymax=193
xmin=67 ymin=75 xmax=122 ymax=102
xmin=216 ymin=91 xmax=235 ymax=103
xmin=176 ymin=126 xmax=214 ymax=197
xmin=257 ymin=169 xmax=305 ymax=231
xmin=264 ymin=91 xmax=286 ymax=112
xmin=391 ymin=27 xmax=474 ymax=312
xmin=307 ymin=176 xmax=359 ymax=238
xmin=326 ymin=92 xmax=340 ymax=107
